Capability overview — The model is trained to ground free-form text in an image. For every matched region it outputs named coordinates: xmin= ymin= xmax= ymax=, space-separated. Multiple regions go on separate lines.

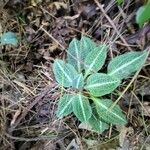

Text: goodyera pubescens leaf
xmin=80 ymin=36 xmax=96 ymax=63
xmin=108 ymin=51 xmax=148 ymax=80
xmin=84 ymin=44 xmax=107 ymax=78
xmin=72 ymin=94 xmax=92 ymax=122
xmin=67 ymin=36 xmax=96 ymax=72
xmin=53 ymin=35 xmax=148 ymax=133
xmin=53 ymin=59 xmax=78 ymax=87
xmin=85 ymin=73 xmax=120 ymax=96
xmin=67 ymin=38 xmax=82 ymax=72
xmin=0 ymin=32 xmax=18 ymax=46
xmin=94 ymin=98 xmax=127 ymax=125
xmin=72 ymin=73 xmax=84 ymax=89
xmin=79 ymin=114 xmax=109 ymax=133
xmin=56 ymin=94 xmax=74 ymax=118
xmin=88 ymin=106 xmax=109 ymax=133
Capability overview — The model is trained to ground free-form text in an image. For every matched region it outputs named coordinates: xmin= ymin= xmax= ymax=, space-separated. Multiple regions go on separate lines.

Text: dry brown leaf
xmin=13 ymin=80 xmax=35 ymax=96
xmin=117 ymin=126 xmax=128 ymax=147
xmin=138 ymin=102 xmax=150 ymax=117
xmin=49 ymin=2 xmax=67 ymax=10
xmin=66 ymin=139 xmax=80 ymax=150
xmin=78 ymin=122 xmax=92 ymax=131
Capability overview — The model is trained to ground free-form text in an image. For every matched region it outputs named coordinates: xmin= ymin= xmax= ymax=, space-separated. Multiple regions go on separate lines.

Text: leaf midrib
xmin=74 ymin=41 xmax=81 ymax=72
xmin=84 ymin=47 xmax=104 ymax=77
xmin=58 ymin=96 xmax=74 ymax=116
xmin=57 ymin=61 xmax=72 ymax=82
xmin=86 ymin=80 xmax=118 ymax=88
xmin=76 ymin=75 xmax=81 ymax=88
xmin=96 ymin=101 xmax=125 ymax=122
xmin=79 ymin=95 xmax=87 ymax=121
xmin=109 ymin=53 xmax=145 ymax=76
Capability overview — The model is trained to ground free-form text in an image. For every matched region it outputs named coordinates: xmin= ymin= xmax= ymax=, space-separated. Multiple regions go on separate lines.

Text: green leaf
xmin=88 ymin=107 xmax=109 ymax=133
xmin=116 ymin=0 xmax=124 ymax=5
xmin=56 ymin=94 xmax=74 ymax=118
xmin=84 ymin=44 xmax=107 ymax=78
xmin=67 ymin=38 xmax=82 ymax=72
xmin=0 ymin=32 xmax=18 ymax=46
xmin=136 ymin=3 xmax=150 ymax=27
xmin=85 ymin=73 xmax=120 ymax=96
xmin=72 ymin=73 xmax=84 ymax=90
xmin=94 ymin=99 xmax=127 ymax=125
xmin=53 ymin=59 xmax=78 ymax=87
xmin=80 ymin=36 xmax=96 ymax=61
xmin=67 ymin=36 xmax=97 ymax=72
xmin=72 ymin=94 xmax=92 ymax=122
xmin=108 ymin=51 xmax=148 ymax=80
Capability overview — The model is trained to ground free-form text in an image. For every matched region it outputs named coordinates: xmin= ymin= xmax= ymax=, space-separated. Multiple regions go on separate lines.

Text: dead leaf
xmin=81 ymin=4 xmax=97 ymax=19
xmin=83 ymin=138 xmax=98 ymax=147
xmin=31 ymin=0 xmax=42 ymax=6
xmin=78 ymin=122 xmax=92 ymax=131
xmin=13 ymin=80 xmax=35 ymax=96
xmin=138 ymin=102 xmax=150 ymax=117
xmin=66 ymin=139 xmax=80 ymax=150
xmin=136 ymin=81 xmax=150 ymax=96
xmin=116 ymin=138 xmax=130 ymax=150
xmin=126 ymin=23 xmax=150 ymax=48
xmin=117 ymin=126 xmax=128 ymax=147
xmin=49 ymin=2 xmax=67 ymax=10
xmin=30 ymin=141 xmax=56 ymax=150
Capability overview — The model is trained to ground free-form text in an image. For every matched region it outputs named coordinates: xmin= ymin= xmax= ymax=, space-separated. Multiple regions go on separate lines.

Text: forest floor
xmin=0 ymin=0 xmax=150 ymax=150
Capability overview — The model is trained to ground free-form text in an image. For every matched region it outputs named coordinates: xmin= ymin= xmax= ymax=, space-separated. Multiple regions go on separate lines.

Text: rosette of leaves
xmin=53 ymin=36 xmax=148 ymax=133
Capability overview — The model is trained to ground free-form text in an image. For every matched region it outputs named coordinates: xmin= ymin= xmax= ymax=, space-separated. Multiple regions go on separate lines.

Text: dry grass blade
xmin=94 ymin=0 xmax=132 ymax=51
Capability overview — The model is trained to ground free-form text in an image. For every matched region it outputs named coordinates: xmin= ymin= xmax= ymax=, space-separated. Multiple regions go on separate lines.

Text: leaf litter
xmin=0 ymin=0 xmax=150 ymax=149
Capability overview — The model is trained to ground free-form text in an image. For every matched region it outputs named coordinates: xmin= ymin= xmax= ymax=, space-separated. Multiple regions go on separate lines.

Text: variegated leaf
xmin=56 ymin=94 xmax=74 ymax=118
xmin=53 ymin=59 xmax=78 ymax=87
xmin=72 ymin=94 xmax=92 ymax=122
xmin=80 ymin=36 xmax=96 ymax=60
xmin=67 ymin=38 xmax=82 ymax=72
xmin=67 ymin=36 xmax=97 ymax=72
xmin=94 ymin=99 xmax=127 ymax=125
xmin=72 ymin=73 xmax=84 ymax=89
xmin=108 ymin=51 xmax=148 ymax=80
xmin=88 ymin=110 xmax=109 ymax=133
xmin=85 ymin=73 xmax=120 ymax=96
xmin=84 ymin=44 xmax=107 ymax=78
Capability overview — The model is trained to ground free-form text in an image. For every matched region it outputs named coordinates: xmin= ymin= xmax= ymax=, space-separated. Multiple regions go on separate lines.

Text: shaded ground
xmin=0 ymin=0 xmax=150 ymax=149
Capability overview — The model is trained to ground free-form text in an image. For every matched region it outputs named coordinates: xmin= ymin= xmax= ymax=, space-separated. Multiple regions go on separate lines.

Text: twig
xmin=5 ymin=133 xmax=57 ymax=141
xmin=9 ymin=83 xmax=57 ymax=131
xmin=94 ymin=0 xmax=132 ymax=51
xmin=40 ymin=26 xmax=65 ymax=50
